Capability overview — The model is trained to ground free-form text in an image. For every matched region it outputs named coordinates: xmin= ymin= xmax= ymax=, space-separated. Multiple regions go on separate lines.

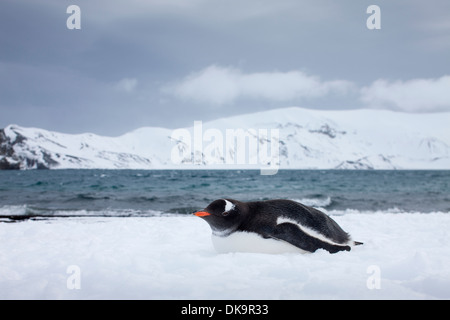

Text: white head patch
xmin=223 ymin=199 xmax=235 ymax=213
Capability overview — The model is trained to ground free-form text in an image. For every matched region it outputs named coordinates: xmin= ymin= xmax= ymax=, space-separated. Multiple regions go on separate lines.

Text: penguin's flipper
xmin=269 ymin=222 xmax=351 ymax=254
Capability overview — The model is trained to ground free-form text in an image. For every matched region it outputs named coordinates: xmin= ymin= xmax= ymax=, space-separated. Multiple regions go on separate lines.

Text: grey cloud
xmin=1 ymin=0 xmax=450 ymax=134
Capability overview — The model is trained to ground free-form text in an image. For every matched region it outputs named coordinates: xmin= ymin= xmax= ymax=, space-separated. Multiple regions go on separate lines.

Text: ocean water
xmin=0 ymin=169 xmax=449 ymax=221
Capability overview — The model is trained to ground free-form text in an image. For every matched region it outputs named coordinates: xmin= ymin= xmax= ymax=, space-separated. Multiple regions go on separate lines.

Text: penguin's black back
xmin=240 ymin=199 xmax=350 ymax=245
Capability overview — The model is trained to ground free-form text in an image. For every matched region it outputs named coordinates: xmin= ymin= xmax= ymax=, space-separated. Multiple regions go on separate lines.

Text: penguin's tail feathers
xmin=353 ymin=241 xmax=364 ymax=246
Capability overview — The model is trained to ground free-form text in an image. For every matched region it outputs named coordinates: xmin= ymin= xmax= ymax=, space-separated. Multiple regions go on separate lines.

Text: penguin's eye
xmin=223 ymin=208 xmax=237 ymax=216
xmin=222 ymin=208 xmax=237 ymax=216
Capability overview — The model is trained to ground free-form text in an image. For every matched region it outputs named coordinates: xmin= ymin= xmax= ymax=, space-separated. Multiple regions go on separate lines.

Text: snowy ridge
xmin=1 ymin=107 xmax=450 ymax=170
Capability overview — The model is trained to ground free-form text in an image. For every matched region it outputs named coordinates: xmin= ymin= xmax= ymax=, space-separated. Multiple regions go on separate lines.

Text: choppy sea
xmin=0 ymin=169 xmax=449 ymax=222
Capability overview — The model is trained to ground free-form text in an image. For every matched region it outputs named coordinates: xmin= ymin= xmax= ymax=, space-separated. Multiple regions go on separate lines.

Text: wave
xmin=291 ymin=196 xmax=332 ymax=209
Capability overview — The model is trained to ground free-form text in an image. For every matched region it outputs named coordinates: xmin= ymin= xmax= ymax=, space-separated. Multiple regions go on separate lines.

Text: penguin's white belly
xmin=212 ymin=231 xmax=307 ymax=254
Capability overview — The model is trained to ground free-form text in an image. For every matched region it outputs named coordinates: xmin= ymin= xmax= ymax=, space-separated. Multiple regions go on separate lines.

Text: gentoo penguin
xmin=194 ymin=199 xmax=362 ymax=254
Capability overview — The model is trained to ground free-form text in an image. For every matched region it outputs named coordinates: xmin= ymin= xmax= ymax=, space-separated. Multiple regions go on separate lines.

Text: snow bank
xmin=1 ymin=213 xmax=450 ymax=299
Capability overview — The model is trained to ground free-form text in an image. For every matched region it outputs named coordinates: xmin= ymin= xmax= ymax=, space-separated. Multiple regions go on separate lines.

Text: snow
xmin=1 ymin=212 xmax=450 ymax=299
xmin=2 ymin=107 xmax=450 ymax=170
xmin=211 ymin=230 xmax=306 ymax=254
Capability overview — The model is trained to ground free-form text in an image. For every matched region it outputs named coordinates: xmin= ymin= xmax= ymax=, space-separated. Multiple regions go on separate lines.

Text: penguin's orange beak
xmin=194 ymin=211 xmax=211 ymax=217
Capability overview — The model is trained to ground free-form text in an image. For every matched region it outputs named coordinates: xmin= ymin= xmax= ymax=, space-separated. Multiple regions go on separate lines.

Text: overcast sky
xmin=1 ymin=0 xmax=449 ymax=135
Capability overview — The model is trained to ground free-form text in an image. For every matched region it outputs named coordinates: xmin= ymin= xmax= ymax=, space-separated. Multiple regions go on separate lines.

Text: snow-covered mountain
xmin=1 ymin=107 xmax=449 ymax=170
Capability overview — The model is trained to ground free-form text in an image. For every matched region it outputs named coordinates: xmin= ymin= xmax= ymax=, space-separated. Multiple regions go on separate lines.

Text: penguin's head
xmin=194 ymin=199 xmax=245 ymax=236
